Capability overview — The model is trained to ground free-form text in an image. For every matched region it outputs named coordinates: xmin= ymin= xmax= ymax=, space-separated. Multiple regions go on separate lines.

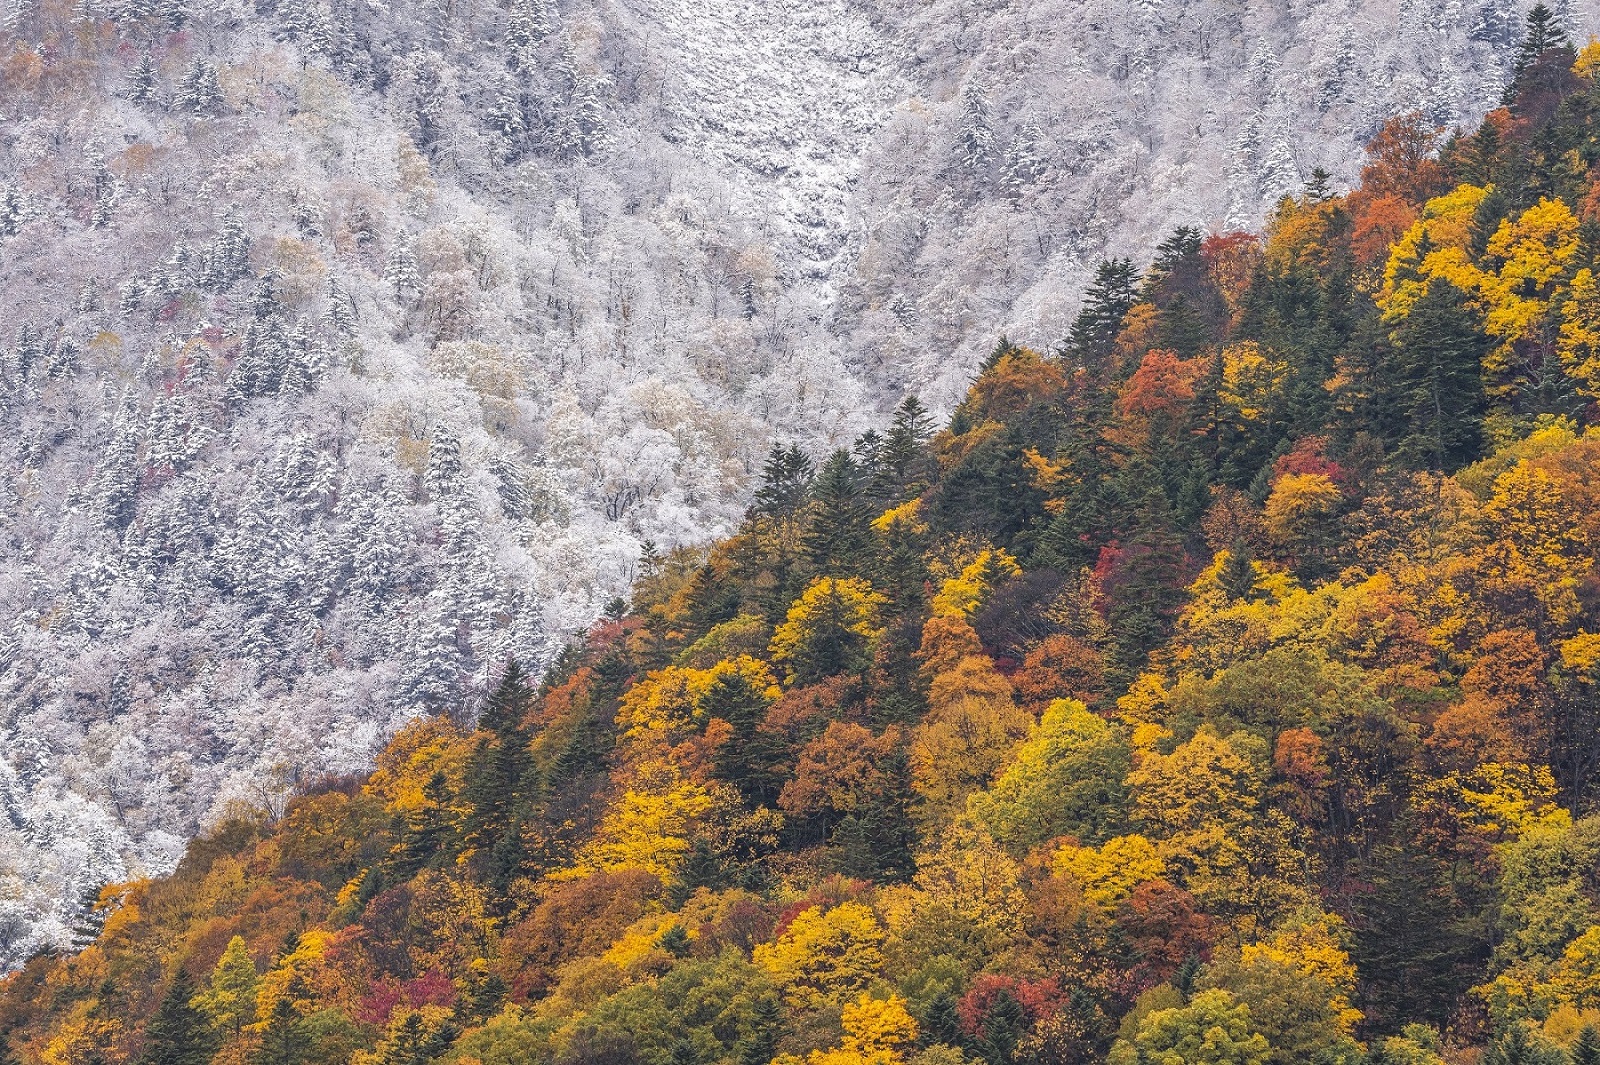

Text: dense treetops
xmin=16 ymin=11 xmax=1600 ymax=1065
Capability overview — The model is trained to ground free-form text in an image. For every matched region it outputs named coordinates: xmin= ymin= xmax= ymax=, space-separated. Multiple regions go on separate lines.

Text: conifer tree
xmin=1503 ymin=3 xmax=1572 ymax=104
xmin=1218 ymin=540 xmax=1261 ymax=602
xmin=739 ymin=997 xmax=785 ymax=1065
xmin=1572 ymin=1025 xmax=1600 ymax=1065
xmin=175 ymin=59 xmax=223 ymax=116
xmin=1482 ymin=1023 xmax=1566 ymax=1065
xmin=923 ymin=992 xmax=964 ymax=1049
xmin=140 ymin=969 xmax=218 ymax=1065
xmin=193 ymin=935 xmax=258 ymax=1035
xmin=255 ymin=992 xmax=310 ymax=1065
xmin=880 ymin=395 xmax=936 ymax=497
xmin=1064 ymin=259 xmax=1139 ymax=371
xmin=463 ymin=659 xmax=537 ymax=851
xmin=128 ymin=52 xmax=158 ymax=105
xmin=1390 ymin=278 xmax=1486 ymax=471
xmin=749 ymin=444 xmax=814 ymax=523
xmin=804 ymin=450 xmax=869 ymax=575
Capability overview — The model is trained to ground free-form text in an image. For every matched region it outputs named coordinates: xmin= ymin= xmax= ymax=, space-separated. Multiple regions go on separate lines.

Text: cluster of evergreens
xmin=15 ymin=10 xmax=1600 ymax=1065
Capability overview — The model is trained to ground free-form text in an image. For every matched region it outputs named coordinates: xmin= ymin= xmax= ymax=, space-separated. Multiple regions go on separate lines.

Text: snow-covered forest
xmin=0 ymin=0 xmax=1593 ymax=964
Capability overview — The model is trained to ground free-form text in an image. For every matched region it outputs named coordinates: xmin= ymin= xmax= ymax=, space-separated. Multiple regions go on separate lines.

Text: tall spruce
xmin=1065 ymin=258 xmax=1140 ymax=373
xmin=803 ymin=450 xmax=870 ymax=575
xmin=1390 ymin=278 xmax=1486 ymax=471
xmin=749 ymin=444 xmax=814 ymax=523
xmin=1504 ymin=3 xmax=1572 ymax=105
xmin=463 ymin=659 xmax=538 ymax=851
xmin=140 ymin=969 xmax=218 ymax=1065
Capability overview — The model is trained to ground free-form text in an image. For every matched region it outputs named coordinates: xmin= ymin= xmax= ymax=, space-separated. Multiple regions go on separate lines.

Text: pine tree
xmin=1218 ymin=540 xmax=1260 ymax=602
xmin=658 ymin=924 xmax=691 ymax=958
xmin=1482 ymin=1023 xmax=1567 ymax=1065
xmin=977 ymin=992 xmax=1027 ymax=1065
xmin=1572 ymin=1026 xmax=1600 ymax=1065
xmin=140 ymin=969 xmax=218 ymax=1065
xmin=923 ymin=991 xmax=964 ymax=1049
xmin=1304 ymin=167 xmax=1333 ymax=202
xmin=739 ymin=996 xmax=785 ymax=1065
xmin=1001 ymin=123 xmax=1046 ymax=197
xmin=67 ymin=883 xmax=107 ymax=951
xmin=1389 ymin=278 xmax=1486 ymax=471
xmin=463 ymin=660 xmax=537 ymax=851
xmin=1503 ymin=3 xmax=1572 ymax=104
xmin=706 ymin=670 xmax=773 ymax=799
xmin=175 ymin=58 xmax=223 ymax=116
xmin=398 ymin=771 xmax=459 ymax=873
xmin=193 ymin=935 xmax=258 ymax=1035
xmin=749 ymin=444 xmax=813 ymax=523
xmin=957 ymin=81 xmax=993 ymax=174
xmin=426 ymin=429 xmax=465 ymax=500
xmin=0 ymin=186 xmax=24 ymax=238
xmin=1064 ymin=259 xmax=1140 ymax=371
xmin=384 ymin=237 xmax=420 ymax=301
xmin=803 ymin=450 xmax=869 ymax=575
xmin=128 ymin=51 xmax=158 ymax=105
xmin=505 ymin=0 xmax=553 ymax=69
xmin=255 ymin=993 xmax=310 ymax=1065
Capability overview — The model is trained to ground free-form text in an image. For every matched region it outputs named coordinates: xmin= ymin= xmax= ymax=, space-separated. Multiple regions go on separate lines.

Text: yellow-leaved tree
xmin=774 ymin=995 xmax=920 ymax=1065
xmin=754 ymin=901 xmax=887 ymax=1008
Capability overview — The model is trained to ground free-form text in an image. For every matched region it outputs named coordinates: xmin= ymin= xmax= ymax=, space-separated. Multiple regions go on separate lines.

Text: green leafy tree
xmin=1108 ymin=989 xmax=1272 ymax=1065
xmin=193 ymin=935 xmax=259 ymax=1035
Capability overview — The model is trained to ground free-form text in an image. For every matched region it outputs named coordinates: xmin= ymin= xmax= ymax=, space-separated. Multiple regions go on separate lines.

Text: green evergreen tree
xmin=739 ymin=996 xmax=785 ymax=1065
xmin=705 ymin=672 xmax=774 ymax=800
xmin=68 ymin=883 xmax=108 ymax=951
xmin=977 ymin=991 xmax=1028 ymax=1065
xmin=658 ymin=924 xmax=692 ymax=957
xmin=463 ymin=659 xmax=538 ymax=852
xmin=682 ymin=563 xmax=740 ymax=632
xmin=803 ymin=450 xmax=870 ymax=575
xmin=670 ymin=1041 xmax=699 ymax=1065
xmin=1064 ymin=258 xmax=1140 ymax=371
xmin=1304 ymin=167 xmax=1334 ymax=202
xmin=749 ymin=444 xmax=814 ymax=523
xmin=1389 ymin=278 xmax=1487 ymax=471
xmin=255 ymin=995 xmax=310 ymax=1065
xmin=397 ymin=771 xmax=459 ymax=874
xmin=140 ymin=969 xmax=218 ymax=1065
xmin=1482 ymin=1023 xmax=1567 ymax=1065
xmin=1504 ymin=3 xmax=1573 ymax=105
xmin=922 ymin=991 xmax=965 ymax=1049
xmin=880 ymin=395 xmax=937 ymax=498
xmin=1218 ymin=540 xmax=1261 ymax=602
xmin=1571 ymin=1025 xmax=1600 ymax=1065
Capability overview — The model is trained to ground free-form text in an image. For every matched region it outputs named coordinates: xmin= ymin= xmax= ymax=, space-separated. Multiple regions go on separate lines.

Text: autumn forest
xmin=18 ymin=11 xmax=1600 ymax=1065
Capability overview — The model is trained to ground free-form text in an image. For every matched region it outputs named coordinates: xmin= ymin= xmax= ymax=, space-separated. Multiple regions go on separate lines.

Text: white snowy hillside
xmin=0 ymin=0 xmax=1593 ymax=963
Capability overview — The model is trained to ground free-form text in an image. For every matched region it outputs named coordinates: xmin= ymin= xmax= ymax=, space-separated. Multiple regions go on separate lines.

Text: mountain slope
xmin=9 ymin=43 xmax=1600 ymax=1061
xmin=0 ymin=0 xmax=1596 ymax=960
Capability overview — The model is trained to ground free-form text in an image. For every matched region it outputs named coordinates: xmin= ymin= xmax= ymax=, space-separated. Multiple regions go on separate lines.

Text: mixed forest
xmin=19 ymin=10 xmax=1600 ymax=1065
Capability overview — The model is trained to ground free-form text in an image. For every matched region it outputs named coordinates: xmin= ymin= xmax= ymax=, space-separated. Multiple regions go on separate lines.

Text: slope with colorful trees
xmin=17 ymin=11 xmax=1600 ymax=1065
